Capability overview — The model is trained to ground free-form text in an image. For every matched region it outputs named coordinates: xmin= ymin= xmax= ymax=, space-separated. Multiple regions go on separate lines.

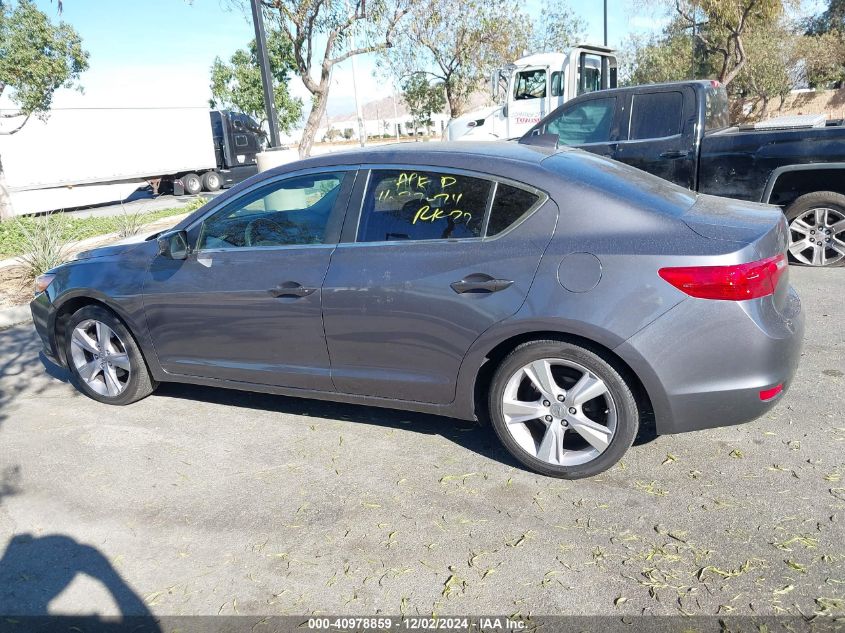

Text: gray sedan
xmin=30 ymin=142 xmax=804 ymax=478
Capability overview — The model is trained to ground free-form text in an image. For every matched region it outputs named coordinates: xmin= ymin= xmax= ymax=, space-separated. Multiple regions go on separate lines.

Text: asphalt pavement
xmin=0 ymin=266 xmax=842 ymax=618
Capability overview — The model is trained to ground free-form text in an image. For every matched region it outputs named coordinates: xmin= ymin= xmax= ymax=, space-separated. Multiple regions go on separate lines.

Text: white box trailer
xmin=0 ymin=107 xmax=264 ymax=216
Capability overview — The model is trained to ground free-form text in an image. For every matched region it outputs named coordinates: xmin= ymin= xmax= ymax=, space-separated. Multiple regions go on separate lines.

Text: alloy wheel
xmin=501 ymin=358 xmax=617 ymax=466
xmin=788 ymin=207 xmax=845 ymax=267
xmin=69 ymin=319 xmax=131 ymax=397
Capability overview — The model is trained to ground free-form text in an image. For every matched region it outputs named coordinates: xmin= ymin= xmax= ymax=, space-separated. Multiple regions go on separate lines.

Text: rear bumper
xmin=615 ymin=285 xmax=804 ymax=434
xmin=30 ymin=292 xmax=62 ymax=367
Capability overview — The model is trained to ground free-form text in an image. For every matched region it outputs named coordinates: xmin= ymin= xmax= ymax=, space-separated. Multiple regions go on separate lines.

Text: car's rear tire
xmin=201 ymin=170 xmax=221 ymax=192
xmin=785 ymin=191 xmax=845 ymax=267
xmin=181 ymin=172 xmax=202 ymax=196
xmin=65 ymin=305 xmax=157 ymax=405
xmin=488 ymin=340 xmax=638 ymax=479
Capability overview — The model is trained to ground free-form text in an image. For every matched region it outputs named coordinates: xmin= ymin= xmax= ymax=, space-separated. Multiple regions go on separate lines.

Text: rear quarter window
xmin=705 ymin=85 xmax=730 ymax=131
xmin=487 ymin=184 xmax=540 ymax=236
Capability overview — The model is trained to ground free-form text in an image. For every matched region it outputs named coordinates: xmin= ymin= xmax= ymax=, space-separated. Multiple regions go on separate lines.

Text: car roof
xmin=267 ymin=141 xmax=561 ymax=174
xmin=578 ymin=80 xmax=715 ymax=98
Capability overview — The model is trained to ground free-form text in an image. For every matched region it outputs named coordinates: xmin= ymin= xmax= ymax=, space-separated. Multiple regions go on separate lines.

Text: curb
xmin=0 ymin=304 xmax=31 ymax=328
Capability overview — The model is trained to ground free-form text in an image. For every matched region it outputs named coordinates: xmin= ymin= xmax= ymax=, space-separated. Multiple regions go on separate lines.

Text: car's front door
xmin=508 ymin=67 xmax=551 ymax=137
xmin=142 ymin=169 xmax=355 ymax=389
xmin=321 ymin=167 xmax=558 ymax=405
xmin=537 ymin=95 xmax=621 ymax=159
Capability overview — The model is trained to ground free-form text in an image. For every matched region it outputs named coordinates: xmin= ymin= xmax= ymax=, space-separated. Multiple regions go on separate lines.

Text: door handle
xmin=659 ymin=150 xmax=688 ymax=159
xmin=450 ymin=274 xmax=514 ymax=294
xmin=268 ymin=282 xmax=316 ymax=298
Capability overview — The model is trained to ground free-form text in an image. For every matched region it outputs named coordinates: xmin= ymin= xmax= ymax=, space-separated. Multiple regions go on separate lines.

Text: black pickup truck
xmin=521 ymin=80 xmax=845 ymax=267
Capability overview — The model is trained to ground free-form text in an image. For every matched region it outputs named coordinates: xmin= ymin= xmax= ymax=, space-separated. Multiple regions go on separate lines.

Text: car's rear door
xmin=613 ymin=85 xmax=698 ymax=189
xmin=321 ymin=166 xmax=558 ymax=405
xmin=142 ymin=168 xmax=355 ymax=389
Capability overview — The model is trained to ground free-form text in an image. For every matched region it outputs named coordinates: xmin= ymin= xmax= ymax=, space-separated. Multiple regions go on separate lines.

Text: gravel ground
xmin=0 ymin=266 xmax=842 ymax=619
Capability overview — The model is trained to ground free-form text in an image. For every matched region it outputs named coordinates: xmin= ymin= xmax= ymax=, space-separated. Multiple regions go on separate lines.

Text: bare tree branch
xmin=0 ymin=115 xmax=31 ymax=135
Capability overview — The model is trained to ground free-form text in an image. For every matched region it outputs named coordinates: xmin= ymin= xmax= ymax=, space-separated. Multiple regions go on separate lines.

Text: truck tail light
xmin=658 ymin=254 xmax=787 ymax=301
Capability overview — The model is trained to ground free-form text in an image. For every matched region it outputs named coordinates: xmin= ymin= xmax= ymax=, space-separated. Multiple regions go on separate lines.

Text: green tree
xmin=530 ymin=1 xmax=587 ymax=52
xmin=0 ymin=0 xmax=88 ymax=220
xmin=209 ymin=28 xmax=303 ymax=134
xmin=401 ymin=72 xmax=445 ymax=137
xmin=805 ymin=0 xmax=845 ymax=35
xmin=381 ymin=0 xmax=531 ymax=118
xmin=803 ymin=30 xmax=845 ymax=87
xmin=260 ymin=0 xmax=413 ymax=158
xmin=803 ymin=0 xmax=845 ymax=87
xmin=733 ymin=20 xmax=799 ymax=119
xmin=669 ymin=0 xmax=787 ymax=86
xmin=620 ymin=15 xmax=715 ymax=85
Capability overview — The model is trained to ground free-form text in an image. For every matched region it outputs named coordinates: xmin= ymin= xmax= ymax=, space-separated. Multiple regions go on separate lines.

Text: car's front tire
xmin=65 ymin=305 xmax=157 ymax=405
xmin=488 ymin=340 xmax=639 ymax=479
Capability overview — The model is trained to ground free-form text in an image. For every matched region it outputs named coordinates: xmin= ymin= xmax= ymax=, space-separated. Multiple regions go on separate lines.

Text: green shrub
xmin=0 ymin=200 xmax=200 ymax=258
xmin=115 ymin=204 xmax=145 ymax=238
xmin=16 ymin=215 xmax=72 ymax=279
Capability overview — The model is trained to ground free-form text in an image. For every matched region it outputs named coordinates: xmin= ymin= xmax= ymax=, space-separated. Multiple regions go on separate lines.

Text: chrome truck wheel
xmin=786 ymin=192 xmax=845 ymax=267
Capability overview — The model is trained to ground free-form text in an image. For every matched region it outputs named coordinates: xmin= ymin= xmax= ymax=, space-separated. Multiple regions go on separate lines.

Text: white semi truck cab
xmin=446 ymin=44 xmax=618 ymax=141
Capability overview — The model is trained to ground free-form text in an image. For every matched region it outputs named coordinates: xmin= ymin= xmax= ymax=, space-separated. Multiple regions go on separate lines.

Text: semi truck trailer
xmin=0 ymin=108 xmax=264 ymax=216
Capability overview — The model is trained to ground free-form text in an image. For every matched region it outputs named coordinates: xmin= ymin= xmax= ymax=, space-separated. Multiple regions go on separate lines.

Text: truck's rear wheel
xmin=201 ymin=171 xmax=221 ymax=192
xmin=785 ymin=191 xmax=845 ymax=267
xmin=181 ymin=172 xmax=202 ymax=196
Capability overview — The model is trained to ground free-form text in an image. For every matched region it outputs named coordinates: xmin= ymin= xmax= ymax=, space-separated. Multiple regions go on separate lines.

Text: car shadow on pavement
xmin=0 ymin=534 xmax=161 ymax=630
xmin=156 ymin=381 xmax=659 ymax=457
xmin=155 ymin=382 xmax=528 ymax=470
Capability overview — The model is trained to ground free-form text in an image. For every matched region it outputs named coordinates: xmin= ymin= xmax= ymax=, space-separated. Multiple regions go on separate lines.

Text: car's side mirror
xmin=157 ymin=230 xmax=189 ymax=260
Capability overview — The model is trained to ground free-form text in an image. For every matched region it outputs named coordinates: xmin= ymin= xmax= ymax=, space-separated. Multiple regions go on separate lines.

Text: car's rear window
xmin=487 ymin=184 xmax=540 ymax=236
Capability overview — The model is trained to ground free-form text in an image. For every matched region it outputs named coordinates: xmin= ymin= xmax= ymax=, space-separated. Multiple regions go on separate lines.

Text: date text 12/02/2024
xmin=307 ymin=617 xmax=526 ymax=630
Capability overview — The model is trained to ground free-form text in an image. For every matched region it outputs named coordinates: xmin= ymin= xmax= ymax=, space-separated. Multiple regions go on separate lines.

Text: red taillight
xmin=759 ymin=384 xmax=783 ymax=401
xmin=658 ymin=254 xmax=787 ymax=301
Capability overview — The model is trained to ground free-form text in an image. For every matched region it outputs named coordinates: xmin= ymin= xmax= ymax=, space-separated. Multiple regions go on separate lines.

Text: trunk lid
xmin=682 ymin=194 xmax=788 ymax=260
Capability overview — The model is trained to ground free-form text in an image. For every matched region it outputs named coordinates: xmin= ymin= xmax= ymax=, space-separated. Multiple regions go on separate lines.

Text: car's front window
xmin=357 ymin=170 xmax=492 ymax=243
xmin=544 ymin=97 xmax=616 ymax=146
xmin=197 ymin=172 xmax=345 ymax=250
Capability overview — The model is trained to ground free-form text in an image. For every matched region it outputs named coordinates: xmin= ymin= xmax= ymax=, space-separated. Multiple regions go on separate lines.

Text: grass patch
xmin=0 ymin=199 xmax=204 ymax=258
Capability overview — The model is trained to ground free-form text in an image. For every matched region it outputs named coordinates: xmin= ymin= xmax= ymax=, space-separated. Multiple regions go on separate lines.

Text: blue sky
xmin=21 ymin=0 xmax=825 ymax=125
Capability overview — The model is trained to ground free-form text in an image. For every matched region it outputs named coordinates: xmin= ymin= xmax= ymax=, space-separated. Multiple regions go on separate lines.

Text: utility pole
xmin=691 ymin=0 xmax=698 ymax=79
xmin=393 ymin=90 xmax=400 ymax=140
xmin=250 ymin=0 xmax=281 ymax=148
xmin=603 ymin=0 xmax=608 ymax=46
